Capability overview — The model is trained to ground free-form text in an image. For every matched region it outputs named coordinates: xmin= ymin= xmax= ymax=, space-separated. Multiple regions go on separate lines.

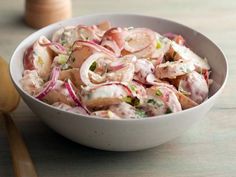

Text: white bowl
xmin=10 ymin=14 xmax=228 ymax=151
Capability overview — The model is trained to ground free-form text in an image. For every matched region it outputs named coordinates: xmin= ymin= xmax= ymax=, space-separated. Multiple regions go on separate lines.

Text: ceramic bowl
xmin=10 ymin=14 xmax=228 ymax=151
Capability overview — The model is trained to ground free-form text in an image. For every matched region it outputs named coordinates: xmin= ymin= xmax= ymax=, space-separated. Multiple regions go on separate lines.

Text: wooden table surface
xmin=0 ymin=0 xmax=235 ymax=177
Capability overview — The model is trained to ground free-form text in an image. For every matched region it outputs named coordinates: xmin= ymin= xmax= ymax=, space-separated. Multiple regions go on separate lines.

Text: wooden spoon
xmin=0 ymin=57 xmax=38 ymax=177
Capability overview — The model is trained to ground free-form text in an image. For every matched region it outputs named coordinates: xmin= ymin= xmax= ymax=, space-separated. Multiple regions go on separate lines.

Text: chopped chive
xmin=147 ymin=99 xmax=156 ymax=105
xmin=123 ymin=96 xmax=132 ymax=103
xmin=58 ymin=54 xmax=68 ymax=65
xmin=130 ymin=85 xmax=137 ymax=91
xmin=135 ymin=109 xmax=146 ymax=118
xmin=156 ymin=89 xmax=163 ymax=96
xmin=89 ymin=61 xmax=97 ymax=71
xmin=132 ymin=97 xmax=140 ymax=106
xmin=123 ymin=96 xmax=140 ymax=106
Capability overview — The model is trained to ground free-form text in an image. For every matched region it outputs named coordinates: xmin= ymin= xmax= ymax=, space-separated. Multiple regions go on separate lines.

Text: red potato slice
xmin=20 ymin=70 xmax=44 ymax=96
xmin=81 ymin=84 xmax=131 ymax=108
xmin=167 ymin=41 xmax=210 ymax=70
xmin=41 ymin=80 xmax=75 ymax=106
xmin=175 ymin=91 xmax=198 ymax=109
xmin=109 ymin=102 xmax=142 ymax=119
xmin=91 ymin=110 xmax=120 ymax=119
xmin=134 ymin=59 xmax=154 ymax=84
xmin=52 ymin=26 xmax=80 ymax=47
xmin=151 ymin=33 xmax=172 ymax=60
xmin=147 ymin=85 xmax=182 ymax=113
xmin=59 ymin=68 xmax=83 ymax=88
xmin=69 ymin=40 xmax=116 ymax=68
xmin=23 ymin=36 xmax=54 ymax=80
xmin=52 ymin=102 xmax=88 ymax=115
xmin=131 ymin=42 xmax=156 ymax=58
xmin=155 ymin=60 xmax=195 ymax=79
xmin=177 ymin=71 xmax=209 ymax=104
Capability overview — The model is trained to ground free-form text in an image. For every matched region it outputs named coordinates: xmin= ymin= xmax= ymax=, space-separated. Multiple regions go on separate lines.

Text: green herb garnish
xmin=58 ymin=54 xmax=68 ymax=65
xmin=147 ymin=99 xmax=156 ymax=105
xmin=135 ymin=109 xmax=146 ymax=118
xmin=132 ymin=97 xmax=140 ymax=106
xmin=60 ymin=39 xmax=67 ymax=46
xmin=89 ymin=62 xmax=97 ymax=71
xmin=147 ymin=98 xmax=163 ymax=107
xmin=123 ymin=96 xmax=132 ymax=103
xmin=156 ymin=89 xmax=163 ymax=96
xmin=130 ymin=85 xmax=137 ymax=92
xmin=165 ymin=107 xmax=173 ymax=114
xmin=123 ymin=96 xmax=140 ymax=106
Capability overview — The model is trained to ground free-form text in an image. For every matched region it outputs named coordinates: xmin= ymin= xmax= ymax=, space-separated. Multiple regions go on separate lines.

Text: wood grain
xmin=0 ymin=0 xmax=235 ymax=177
xmin=2 ymin=113 xmax=38 ymax=177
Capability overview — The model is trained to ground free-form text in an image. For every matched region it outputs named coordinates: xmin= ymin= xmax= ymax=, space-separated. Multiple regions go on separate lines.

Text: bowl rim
xmin=10 ymin=13 xmax=229 ymax=122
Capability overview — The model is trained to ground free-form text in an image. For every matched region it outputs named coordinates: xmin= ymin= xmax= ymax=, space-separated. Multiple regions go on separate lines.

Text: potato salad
xmin=20 ymin=21 xmax=212 ymax=119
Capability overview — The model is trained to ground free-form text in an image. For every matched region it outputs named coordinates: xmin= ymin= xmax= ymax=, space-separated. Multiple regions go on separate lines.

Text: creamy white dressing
xmin=171 ymin=41 xmax=210 ymax=70
xmin=20 ymin=70 xmax=44 ymax=95
xmin=155 ymin=60 xmax=195 ymax=79
xmin=179 ymin=71 xmax=208 ymax=104
xmin=86 ymin=85 xmax=128 ymax=100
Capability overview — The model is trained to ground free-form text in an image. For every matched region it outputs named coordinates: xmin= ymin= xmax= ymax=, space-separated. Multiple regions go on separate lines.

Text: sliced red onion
xmin=80 ymin=53 xmax=114 ymax=86
xmin=23 ymin=45 xmax=35 ymax=70
xmin=65 ymin=79 xmax=90 ymax=114
xmin=73 ymin=40 xmax=116 ymax=57
xmin=101 ymin=40 xmax=121 ymax=57
xmin=102 ymin=27 xmax=126 ymax=49
xmin=108 ymin=63 xmax=126 ymax=71
xmin=35 ymin=67 xmax=60 ymax=99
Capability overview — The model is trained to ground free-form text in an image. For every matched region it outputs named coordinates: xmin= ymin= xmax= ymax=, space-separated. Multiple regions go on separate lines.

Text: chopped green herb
xmin=165 ymin=107 xmax=172 ymax=114
xmin=130 ymin=85 xmax=137 ymax=91
xmin=123 ymin=96 xmax=140 ymax=106
xmin=156 ymin=89 xmax=163 ymax=96
xmin=58 ymin=54 xmax=68 ymax=65
xmin=60 ymin=39 xmax=67 ymax=46
xmin=61 ymin=63 xmax=72 ymax=70
xmin=147 ymin=98 xmax=163 ymax=107
xmin=156 ymin=40 xmax=162 ymax=49
xmin=89 ymin=62 xmax=97 ymax=71
xmin=135 ymin=109 xmax=146 ymax=118
xmin=123 ymin=96 xmax=132 ymax=103
xmin=147 ymin=99 xmax=156 ymax=105
xmin=132 ymin=97 xmax=140 ymax=106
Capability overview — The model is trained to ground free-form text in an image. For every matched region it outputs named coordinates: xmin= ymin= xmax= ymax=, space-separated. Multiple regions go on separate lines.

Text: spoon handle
xmin=2 ymin=113 xmax=39 ymax=177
